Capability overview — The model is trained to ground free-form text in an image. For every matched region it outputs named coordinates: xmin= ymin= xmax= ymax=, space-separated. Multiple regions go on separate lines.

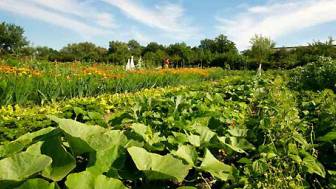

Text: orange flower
xmin=0 ymin=64 xmax=43 ymax=77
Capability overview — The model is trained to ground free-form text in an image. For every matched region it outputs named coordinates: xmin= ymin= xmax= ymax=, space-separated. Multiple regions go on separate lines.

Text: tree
xmin=0 ymin=22 xmax=28 ymax=54
xmin=213 ymin=34 xmax=238 ymax=54
xmin=59 ymin=42 xmax=106 ymax=62
xmin=156 ymin=49 xmax=167 ymax=66
xmin=309 ymin=37 xmax=335 ymax=56
xmin=201 ymin=49 xmax=214 ymax=67
xmin=168 ymin=43 xmax=192 ymax=66
xmin=34 ymin=46 xmax=59 ymax=61
xmin=199 ymin=34 xmax=241 ymax=68
xmin=200 ymin=35 xmax=238 ymax=54
xmin=270 ymin=48 xmax=297 ymax=69
xmin=141 ymin=42 xmax=166 ymax=67
xmin=249 ymin=34 xmax=275 ymax=69
xmin=18 ymin=46 xmax=36 ymax=60
xmin=304 ymin=38 xmax=334 ymax=65
xmin=142 ymin=42 xmax=165 ymax=55
xmin=143 ymin=49 xmax=167 ymax=68
xmin=143 ymin=51 xmax=156 ymax=67
xmin=127 ymin=40 xmax=142 ymax=57
xmin=199 ymin=39 xmax=216 ymax=53
xmin=108 ymin=41 xmax=130 ymax=65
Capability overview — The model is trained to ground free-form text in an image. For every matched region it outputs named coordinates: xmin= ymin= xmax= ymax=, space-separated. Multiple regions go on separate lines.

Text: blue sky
xmin=0 ymin=0 xmax=335 ymax=50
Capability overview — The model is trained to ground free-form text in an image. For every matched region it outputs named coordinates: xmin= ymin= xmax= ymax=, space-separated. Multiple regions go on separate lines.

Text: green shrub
xmin=289 ymin=57 xmax=336 ymax=91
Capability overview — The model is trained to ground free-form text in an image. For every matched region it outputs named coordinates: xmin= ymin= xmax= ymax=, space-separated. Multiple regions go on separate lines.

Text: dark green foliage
xmin=289 ymin=57 xmax=336 ymax=92
xmin=294 ymin=38 xmax=336 ymax=66
xmin=127 ymin=40 xmax=142 ymax=58
xmin=59 ymin=42 xmax=107 ymax=62
xmin=297 ymin=89 xmax=336 ymax=188
xmin=198 ymin=34 xmax=243 ymax=68
xmin=108 ymin=41 xmax=130 ymax=64
xmin=244 ymin=37 xmax=336 ymax=69
xmin=0 ymin=22 xmax=28 ymax=55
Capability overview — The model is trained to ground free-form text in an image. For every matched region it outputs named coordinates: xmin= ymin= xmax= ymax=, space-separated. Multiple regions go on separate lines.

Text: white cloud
xmin=30 ymin=0 xmax=117 ymax=29
xmin=0 ymin=0 xmax=117 ymax=38
xmin=216 ymin=0 xmax=336 ymax=50
xmin=102 ymin=0 xmax=198 ymax=39
xmin=30 ymin=0 xmax=85 ymax=17
xmin=128 ymin=29 xmax=151 ymax=45
xmin=0 ymin=0 xmax=194 ymax=43
xmin=96 ymin=13 xmax=117 ymax=29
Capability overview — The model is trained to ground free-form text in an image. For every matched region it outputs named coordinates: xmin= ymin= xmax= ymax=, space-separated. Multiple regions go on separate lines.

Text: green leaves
xmin=41 ymin=136 xmax=76 ymax=181
xmin=49 ymin=116 xmax=127 ymax=176
xmin=65 ymin=171 xmax=127 ymax=189
xmin=86 ymin=145 xmax=119 ymax=175
xmin=227 ymin=127 xmax=248 ymax=137
xmin=0 ymin=127 xmax=55 ymax=158
xmin=127 ymin=146 xmax=191 ymax=182
xmin=251 ymin=159 xmax=268 ymax=176
xmin=171 ymin=145 xmax=198 ymax=166
xmin=199 ymin=149 xmax=234 ymax=181
xmin=194 ymin=125 xmax=216 ymax=146
xmin=15 ymin=179 xmax=58 ymax=189
xmin=302 ymin=155 xmax=326 ymax=178
xmin=130 ymin=123 xmax=165 ymax=150
xmin=218 ymin=136 xmax=255 ymax=153
xmin=1 ymin=72 xmax=334 ymax=188
xmin=319 ymin=131 xmax=336 ymax=142
xmin=0 ymin=150 xmax=52 ymax=181
xmin=49 ymin=116 xmax=127 ymax=152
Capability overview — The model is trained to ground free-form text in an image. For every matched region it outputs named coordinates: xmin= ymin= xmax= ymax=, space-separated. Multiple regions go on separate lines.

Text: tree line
xmin=1 ymin=22 xmax=335 ymax=69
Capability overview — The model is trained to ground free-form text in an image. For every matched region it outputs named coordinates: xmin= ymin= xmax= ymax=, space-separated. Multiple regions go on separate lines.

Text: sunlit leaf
xmin=15 ymin=178 xmax=58 ymax=189
xmin=0 ymin=150 xmax=52 ymax=181
xmin=0 ymin=127 xmax=55 ymax=158
xmin=171 ymin=145 xmax=198 ymax=166
xmin=65 ymin=171 xmax=127 ymax=189
xmin=303 ymin=155 xmax=326 ymax=178
xmin=199 ymin=149 xmax=233 ymax=181
xmin=128 ymin=146 xmax=190 ymax=182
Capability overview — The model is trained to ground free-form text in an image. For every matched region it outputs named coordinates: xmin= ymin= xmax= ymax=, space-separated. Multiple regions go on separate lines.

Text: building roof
xmin=273 ymin=44 xmax=336 ymax=50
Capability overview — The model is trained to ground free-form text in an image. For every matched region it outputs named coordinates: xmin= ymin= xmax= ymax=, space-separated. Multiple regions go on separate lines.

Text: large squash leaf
xmin=49 ymin=116 xmax=127 ymax=152
xmin=0 ymin=127 xmax=55 ymax=158
xmin=193 ymin=119 xmax=216 ymax=145
xmin=171 ymin=145 xmax=198 ymax=166
xmin=65 ymin=171 xmax=127 ymax=189
xmin=199 ymin=149 xmax=234 ymax=181
xmin=41 ymin=136 xmax=76 ymax=181
xmin=196 ymin=126 xmax=216 ymax=145
xmin=227 ymin=127 xmax=248 ymax=137
xmin=187 ymin=134 xmax=201 ymax=147
xmin=15 ymin=178 xmax=59 ymax=189
xmin=86 ymin=145 xmax=120 ymax=175
xmin=130 ymin=123 xmax=165 ymax=150
xmin=127 ymin=146 xmax=190 ymax=182
xmin=0 ymin=150 xmax=52 ymax=181
xmin=217 ymin=136 xmax=255 ymax=153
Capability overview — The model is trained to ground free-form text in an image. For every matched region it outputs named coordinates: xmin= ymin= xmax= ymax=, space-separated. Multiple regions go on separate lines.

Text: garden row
xmin=0 ymin=59 xmax=229 ymax=106
xmin=0 ymin=71 xmax=335 ymax=188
